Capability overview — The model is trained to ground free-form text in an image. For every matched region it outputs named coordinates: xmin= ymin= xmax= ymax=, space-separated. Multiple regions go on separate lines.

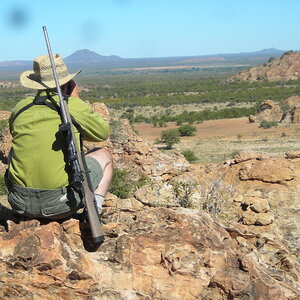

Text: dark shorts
xmin=7 ymin=156 xmax=103 ymax=220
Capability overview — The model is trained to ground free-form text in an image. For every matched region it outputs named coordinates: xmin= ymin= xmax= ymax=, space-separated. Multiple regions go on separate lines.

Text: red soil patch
xmin=134 ymin=117 xmax=266 ymax=141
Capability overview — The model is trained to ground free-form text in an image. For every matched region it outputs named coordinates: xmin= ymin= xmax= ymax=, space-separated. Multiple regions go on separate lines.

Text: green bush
xmin=182 ymin=149 xmax=198 ymax=163
xmin=161 ymin=129 xmax=180 ymax=149
xmin=109 ymin=168 xmax=134 ymax=199
xmin=0 ymin=120 xmax=8 ymax=134
xmin=178 ymin=124 xmax=197 ymax=136
xmin=260 ymin=120 xmax=278 ymax=129
xmin=0 ymin=175 xmax=7 ymax=195
xmin=109 ymin=168 xmax=149 ymax=199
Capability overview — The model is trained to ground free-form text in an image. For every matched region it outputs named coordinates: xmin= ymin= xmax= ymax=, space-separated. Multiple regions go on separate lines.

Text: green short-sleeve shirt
xmin=8 ymin=92 xmax=110 ymax=189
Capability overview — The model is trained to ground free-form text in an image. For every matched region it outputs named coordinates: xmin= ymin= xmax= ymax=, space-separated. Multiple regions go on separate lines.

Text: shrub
xmin=260 ymin=120 xmax=278 ymax=129
xmin=0 ymin=175 xmax=7 ymax=195
xmin=182 ymin=149 xmax=198 ymax=163
xmin=171 ymin=180 xmax=195 ymax=208
xmin=196 ymin=171 xmax=236 ymax=215
xmin=135 ymin=172 xmax=150 ymax=189
xmin=109 ymin=168 xmax=149 ymax=199
xmin=158 ymin=120 xmax=166 ymax=127
xmin=109 ymin=168 xmax=134 ymax=199
xmin=0 ymin=120 xmax=8 ymax=134
xmin=178 ymin=124 xmax=197 ymax=136
xmin=160 ymin=129 xmax=180 ymax=149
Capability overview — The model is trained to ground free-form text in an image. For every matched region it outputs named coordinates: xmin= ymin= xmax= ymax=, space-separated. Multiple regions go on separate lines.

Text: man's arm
xmin=68 ymin=97 xmax=110 ymax=142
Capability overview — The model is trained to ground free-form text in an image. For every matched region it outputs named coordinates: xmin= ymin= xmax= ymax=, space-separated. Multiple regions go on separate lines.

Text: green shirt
xmin=8 ymin=91 xmax=110 ymax=189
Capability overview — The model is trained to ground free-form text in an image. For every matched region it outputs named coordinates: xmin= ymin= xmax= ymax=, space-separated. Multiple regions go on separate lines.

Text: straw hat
xmin=20 ymin=54 xmax=81 ymax=89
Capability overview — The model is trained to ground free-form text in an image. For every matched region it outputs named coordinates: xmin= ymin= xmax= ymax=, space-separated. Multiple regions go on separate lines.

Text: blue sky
xmin=1 ymin=0 xmax=299 ymax=61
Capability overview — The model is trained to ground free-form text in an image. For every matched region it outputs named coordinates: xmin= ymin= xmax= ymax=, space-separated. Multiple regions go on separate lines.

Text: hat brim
xmin=20 ymin=69 xmax=82 ymax=90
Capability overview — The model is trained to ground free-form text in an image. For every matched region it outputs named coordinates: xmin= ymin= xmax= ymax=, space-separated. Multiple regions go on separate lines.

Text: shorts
xmin=6 ymin=156 xmax=103 ymax=220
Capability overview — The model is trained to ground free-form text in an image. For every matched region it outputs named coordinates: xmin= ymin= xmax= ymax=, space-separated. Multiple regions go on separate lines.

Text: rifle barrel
xmin=42 ymin=26 xmax=68 ymax=124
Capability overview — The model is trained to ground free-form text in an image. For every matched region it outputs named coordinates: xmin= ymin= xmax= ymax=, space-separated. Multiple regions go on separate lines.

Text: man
xmin=5 ymin=54 xmax=113 ymax=220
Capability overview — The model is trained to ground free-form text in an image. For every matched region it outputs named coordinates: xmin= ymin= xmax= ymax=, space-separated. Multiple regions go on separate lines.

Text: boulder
xmin=233 ymin=150 xmax=263 ymax=163
xmin=291 ymin=106 xmax=300 ymax=123
xmin=282 ymin=95 xmax=300 ymax=108
xmin=243 ymin=196 xmax=271 ymax=213
xmin=241 ymin=210 xmax=275 ymax=226
xmin=238 ymin=157 xmax=295 ymax=183
xmin=255 ymin=100 xmax=283 ymax=123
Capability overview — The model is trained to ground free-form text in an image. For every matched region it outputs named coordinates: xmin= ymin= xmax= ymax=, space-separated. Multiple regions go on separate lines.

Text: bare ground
xmin=134 ymin=117 xmax=300 ymax=163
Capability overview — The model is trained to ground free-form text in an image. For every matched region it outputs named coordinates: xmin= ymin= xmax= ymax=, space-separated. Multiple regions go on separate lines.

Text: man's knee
xmin=86 ymin=148 xmax=113 ymax=170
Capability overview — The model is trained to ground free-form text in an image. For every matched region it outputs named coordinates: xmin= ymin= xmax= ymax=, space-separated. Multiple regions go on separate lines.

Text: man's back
xmin=9 ymin=93 xmax=110 ymax=189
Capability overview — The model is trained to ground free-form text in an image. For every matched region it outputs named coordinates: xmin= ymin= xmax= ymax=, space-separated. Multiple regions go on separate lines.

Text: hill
xmin=227 ymin=50 xmax=300 ymax=82
xmin=64 ymin=49 xmax=123 ymax=64
xmin=0 ymin=48 xmax=286 ymax=77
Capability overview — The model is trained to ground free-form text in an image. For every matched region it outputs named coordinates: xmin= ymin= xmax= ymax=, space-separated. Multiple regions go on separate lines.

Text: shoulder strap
xmin=11 ymin=95 xmax=59 ymax=124
xmin=11 ymin=94 xmax=83 ymax=133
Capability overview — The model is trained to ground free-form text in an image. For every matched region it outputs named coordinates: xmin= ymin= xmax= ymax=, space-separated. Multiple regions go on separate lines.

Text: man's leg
xmin=86 ymin=148 xmax=113 ymax=212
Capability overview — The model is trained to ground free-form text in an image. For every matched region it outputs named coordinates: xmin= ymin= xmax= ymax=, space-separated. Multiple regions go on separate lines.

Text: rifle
xmin=42 ymin=26 xmax=104 ymax=243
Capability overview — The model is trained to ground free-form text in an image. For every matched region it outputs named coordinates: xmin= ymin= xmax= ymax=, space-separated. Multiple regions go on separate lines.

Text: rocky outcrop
xmin=218 ymin=150 xmax=300 ymax=260
xmin=248 ymin=96 xmax=300 ymax=124
xmin=282 ymin=96 xmax=300 ymax=123
xmin=248 ymin=99 xmax=283 ymax=124
xmin=227 ymin=50 xmax=300 ymax=82
xmin=109 ymin=119 xmax=189 ymax=180
xmin=0 ymin=197 xmax=299 ymax=300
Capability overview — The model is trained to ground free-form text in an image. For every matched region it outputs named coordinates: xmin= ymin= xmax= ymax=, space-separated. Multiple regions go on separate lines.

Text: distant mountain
xmin=250 ymin=48 xmax=286 ymax=55
xmin=0 ymin=48 xmax=290 ymax=74
xmin=0 ymin=60 xmax=31 ymax=67
xmin=221 ymin=48 xmax=285 ymax=57
xmin=65 ymin=49 xmax=123 ymax=64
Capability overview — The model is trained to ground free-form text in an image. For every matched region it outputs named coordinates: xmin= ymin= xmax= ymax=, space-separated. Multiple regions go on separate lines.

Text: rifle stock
xmin=42 ymin=26 xmax=104 ymax=243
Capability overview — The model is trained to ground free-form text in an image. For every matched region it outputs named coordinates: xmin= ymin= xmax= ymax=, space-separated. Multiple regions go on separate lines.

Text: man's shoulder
xmin=11 ymin=96 xmax=35 ymax=115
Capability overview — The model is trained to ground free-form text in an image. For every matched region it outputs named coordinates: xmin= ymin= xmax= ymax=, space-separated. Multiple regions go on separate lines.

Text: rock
xmin=256 ymin=100 xmax=283 ymax=123
xmin=245 ymin=95 xmax=300 ymax=124
xmin=243 ymin=196 xmax=270 ymax=213
xmin=285 ymin=150 xmax=300 ymax=159
xmin=0 ymin=111 xmax=10 ymax=121
xmin=282 ymin=95 xmax=300 ymax=108
xmin=291 ymin=106 xmax=300 ymax=123
xmin=241 ymin=211 xmax=275 ymax=226
xmin=0 ymin=127 xmax=12 ymax=161
xmin=233 ymin=194 xmax=244 ymax=203
xmin=109 ymin=119 xmax=190 ymax=180
xmin=103 ymin=193 xmax=144 ymax=210
xmin=134 ymin=182 xmax=177 ymax=207
xmin=239 ymin=157 xmax=295 ymax=183
xmin=0 ymin=205 xmax=299 ymax=299
xmin=234 ymin=150 xmax=262 ymax=163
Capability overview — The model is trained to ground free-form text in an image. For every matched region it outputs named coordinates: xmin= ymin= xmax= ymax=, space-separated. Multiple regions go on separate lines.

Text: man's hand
xmin=61 ymin=79 xmax=80 ymax=98
xmin=68 ymin=79 xmax=80 ymax=98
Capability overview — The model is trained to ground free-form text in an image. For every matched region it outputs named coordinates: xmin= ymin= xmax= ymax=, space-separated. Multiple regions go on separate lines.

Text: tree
xmin=161 ymin=129 xmax=180 ymax=149
xmin=178 ymin=124 xmax=197 ymax=136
